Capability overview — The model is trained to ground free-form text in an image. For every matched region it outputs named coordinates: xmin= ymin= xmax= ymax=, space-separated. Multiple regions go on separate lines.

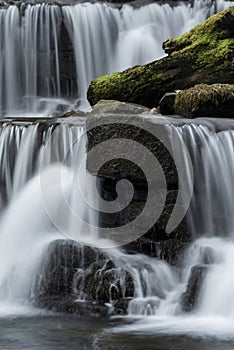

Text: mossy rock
xmin=174 ymin=83 xmax=234 ymax=118
xmin=87 ymin=6 xmax=234 ymax=108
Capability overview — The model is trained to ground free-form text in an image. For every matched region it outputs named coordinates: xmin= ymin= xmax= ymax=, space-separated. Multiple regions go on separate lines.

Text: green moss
xmin=195 ymin=40 xmax=233 ymax=69
xmin=87 ymin=6 xmax=234 ymax=108
xmin=165 ymin=7 xmax=234 ymax=52
xmin=174 ymin=83 xmax=234 ymax=118
xmin=164 ymin=6 xmax=234 ymax=71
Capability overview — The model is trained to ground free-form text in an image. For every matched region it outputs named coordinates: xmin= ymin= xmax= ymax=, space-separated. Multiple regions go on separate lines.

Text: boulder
xmin=174 ymin=84 xmax=234 ymax=118
xmin=85 ymin=105 xmax=192 ymax=261
xmin=36 ymin=239 xmax=135 ymax=316
xmin=158 ymin=92 xmax=177 ymax=115
xmin=87 ymin=6 xmax=234 ymax=108
xmin=181 ymin=264 xmax=209 ymax=312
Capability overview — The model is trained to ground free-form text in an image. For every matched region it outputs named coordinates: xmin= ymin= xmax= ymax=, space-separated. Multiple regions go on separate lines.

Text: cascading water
xmin=0 ymin=117 xmax=234 ymax=329
xmin=108 ymin=123 xmax=234 ymax=338
xmin=1 ymin=112 xmax=234 ymax=342
xmin=1 ymin=0 xmax=234 ymax=341
xmin=180 ymin=126 xmax=234 ymax=320
xmin=0 ymin=0 xmax=232 ymax=115
xmin=0 ymin=122 xmax=87 ymax=313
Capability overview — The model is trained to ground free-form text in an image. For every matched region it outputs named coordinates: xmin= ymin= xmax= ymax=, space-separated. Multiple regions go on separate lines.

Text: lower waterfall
xmin=0 ymin=120 xmax=234 ymax=338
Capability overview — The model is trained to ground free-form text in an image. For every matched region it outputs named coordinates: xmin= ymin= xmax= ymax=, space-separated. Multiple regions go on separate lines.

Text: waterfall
xmin=109 ymin=123 xmax=234 ymax=337
xmin=179 ymin=126 xmax=234 ymax=321
xmin=1 ymin=115 xmax=234 ymax=332
xmin=0 ymin=4 xmax=65 ymax=116
xmin=0 ymin=123 xmax=86 ymax=302
xmin=0 ymin=122 xmax=83 ymax=207
xmin=1 ymin=0 xmax=234 ymax=333
xmin=0 ymin=0 xmax=232 ymax=115
xmin=177 ymin=124 xmax=234 ymax=237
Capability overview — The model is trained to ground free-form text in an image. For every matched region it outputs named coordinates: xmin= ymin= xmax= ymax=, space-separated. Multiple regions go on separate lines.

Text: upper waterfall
xmin=0 ymin=0 xmax=232 ymax=116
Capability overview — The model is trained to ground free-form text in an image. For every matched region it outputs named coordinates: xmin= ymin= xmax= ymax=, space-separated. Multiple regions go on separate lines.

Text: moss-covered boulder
xmin=174 ymin=83 xmax=234 ymax=118
xmin=87 ymin=6 xmax=234 ymax=108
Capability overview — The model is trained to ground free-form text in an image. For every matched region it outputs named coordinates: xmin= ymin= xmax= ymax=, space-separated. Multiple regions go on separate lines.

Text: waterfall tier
xmin=0 ymin=115 xmax=234 ymax=328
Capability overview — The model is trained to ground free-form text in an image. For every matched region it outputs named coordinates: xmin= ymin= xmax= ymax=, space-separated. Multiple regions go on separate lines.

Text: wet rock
xmin=36 ymin=296 xmax=110 ymax=318
xmin=113 ymin=297 xmax=132 ymax=315
xmin=181 ymin=264 xmax=209 ymax=312
xmin=127 ymin=236 xmax=190 ymax=267
xmin=37 ymin=240 xmax=90 ymax=297
xmin=36 ymin=239 xmax=135 ymax=315
xmin=86 ymin=112 xmax=179 ymax=184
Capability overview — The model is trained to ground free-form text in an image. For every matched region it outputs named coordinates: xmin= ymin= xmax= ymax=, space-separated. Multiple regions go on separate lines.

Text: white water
xmin=0 ymin=120 xmax=234 ymax=335
xmin=0 ymin=123 xmax=85 ymax=315
xmin=0 ymin=0 xmax=234 ymax=335
xmin=110 ymin=125 xmax=234 ymax=338
xmin=0 ymin=0 xmax=232 ymax=115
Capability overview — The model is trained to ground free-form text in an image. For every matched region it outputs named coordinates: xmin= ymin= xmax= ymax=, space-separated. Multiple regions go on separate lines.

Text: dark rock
xmin=87 ymin=6 xmax=234 ymax=108
xmin=113 ymin=298 xmax=131 ymax=315
xmin=86 ymin=110 xmax=192 ymax=256
xmin=181 ymin=264 xmax=209 ymax=312
xmin=158 ymin=92 xmax=177 ymax=115
xmin=86 ymin=113 xmax=178 ymax=184
xmin=127 ymin=236 xmax=190 ymax=266
xmin=37 ymin=240 xmax=84 ymax=298
xmin=36 ymin=296 xmax=110 ymax=318
xmin=36 ymin=239 xmax=135 ymax=315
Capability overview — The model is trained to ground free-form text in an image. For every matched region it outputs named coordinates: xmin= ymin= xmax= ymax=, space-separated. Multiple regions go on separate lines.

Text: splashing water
xmin=112 ymin=124 xmax=234 ymax=338
xmin=0 ymin=119 xmax=233 ymax=333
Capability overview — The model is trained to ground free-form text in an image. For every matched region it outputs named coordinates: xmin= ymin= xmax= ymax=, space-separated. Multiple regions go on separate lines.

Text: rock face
xmin=85 ymin=100 xmax=192 ymax=266
xmin=87 ymin=6 xmax=234 ymax=108
xmin=36 ymin=239 xmax=135 ymax=316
